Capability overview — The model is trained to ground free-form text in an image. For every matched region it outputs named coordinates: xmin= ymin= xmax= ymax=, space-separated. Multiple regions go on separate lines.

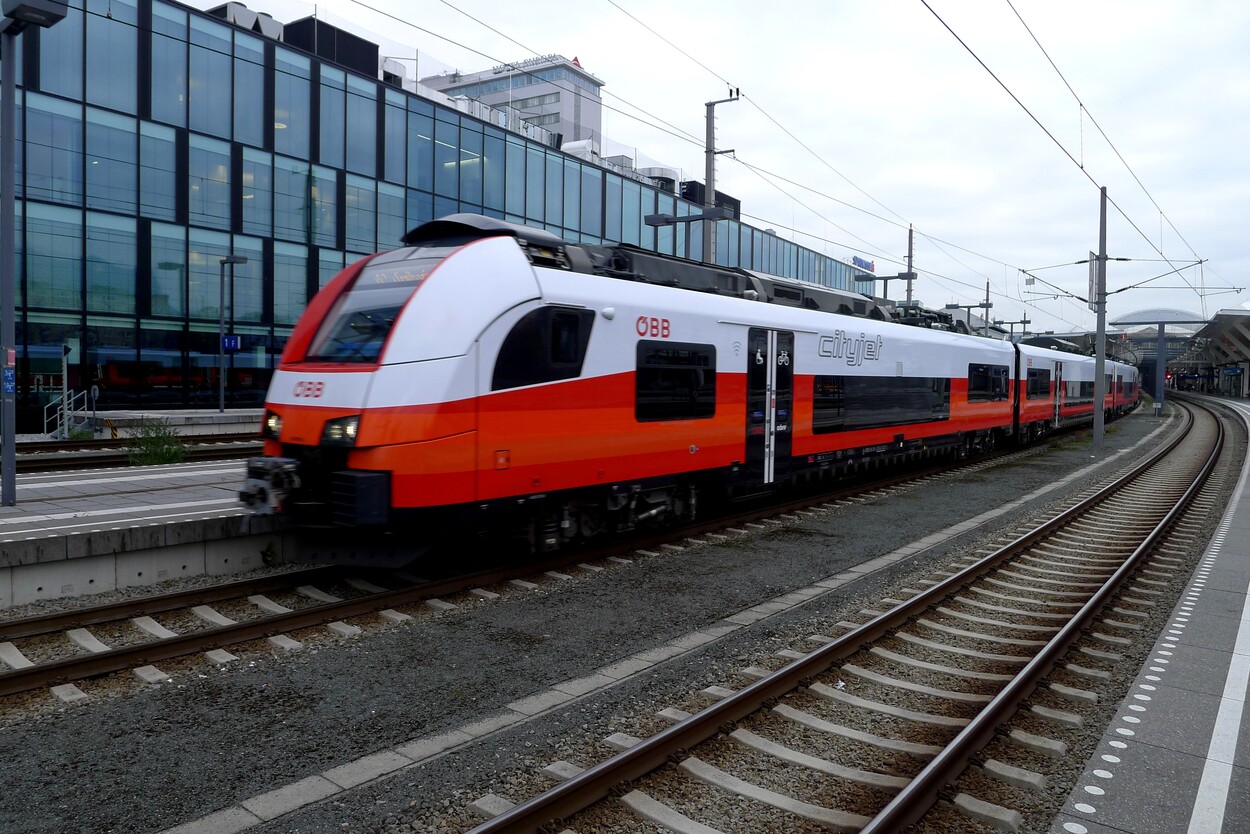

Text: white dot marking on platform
xmin=1084 ymin=785 xmax=1106 ymax=796
xmin=1110 ymin=740 xmax=1128 ymax=749
xmin=1065 ymin=823 xmax=1089 ymax=833
xmin=1102 ymin=754 xmax=1121 ymax=763
xmin=1094 ymin=769 xmax=1114 ymax=779
xmin=1075 ymin=802 xmax=1097 ymax=814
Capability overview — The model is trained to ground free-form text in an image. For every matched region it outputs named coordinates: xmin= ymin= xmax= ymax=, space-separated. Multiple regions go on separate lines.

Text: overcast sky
xmin=194 ymin=0 xmax=1250 ymax=334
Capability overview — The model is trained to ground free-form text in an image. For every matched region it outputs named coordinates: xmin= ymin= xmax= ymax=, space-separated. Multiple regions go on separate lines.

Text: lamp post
xmin=644 ymin=207 xmax=730 ymax=263
xmin=945 ymin=302 xmax=993 ymax=336
xmin=993 ymin=317 xmax=1031 ymax=342
xmin=218 ymin=254 xmax=246 ymax=413
xmin=1 ymin=0 xmax=67 ymax=508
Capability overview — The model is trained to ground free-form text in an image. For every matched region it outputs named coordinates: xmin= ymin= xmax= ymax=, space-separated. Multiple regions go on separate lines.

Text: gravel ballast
xmin=0 ymin=407 xmax=1217 ymax=834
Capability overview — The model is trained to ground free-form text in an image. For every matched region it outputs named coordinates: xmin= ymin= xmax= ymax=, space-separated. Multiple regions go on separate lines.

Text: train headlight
xmin=261 ymin=410 xmax=282 ymax=440
xmin=322 ymin=415 xmax=361 ymax=447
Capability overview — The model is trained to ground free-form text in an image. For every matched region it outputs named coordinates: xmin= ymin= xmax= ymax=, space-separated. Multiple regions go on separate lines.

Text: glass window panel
xmin=139 ymin=122 xmax=176 ymax=221
xmin=86 ymin=319 xmax=138 ymax=409
xmin=273 ymin=241 xmax=308 ymax=325
xmin=234 ymin=34 xmax=265 ymax=148
xmin=85 ymin=109 xmax=137 ymax=214
xmin=242 ymin=148 xmax=273 ymax=237
xmin=406 ymin=111 xmax=433 ymax=192
xmin=563 ymin=159 xmax=579 ymax=232
xmin=319 ymin=66 xmax=345 ymax=169
xmin=434 ymin=195 xmax=456 ymax=220
xmin=482 ymin=134 xmax=504 ymax=211
xmin=459 ymin=127 xmax=482 ymax=207
xmin=274 ymin=49 xmax=311 ymax=159
xmin=189 ymin=134 xmax=231 ymax=230
xmin=345 ymin=75 xmax=376 ymax=175
xmin=25 ymin=316 xmax=84 ymax=407
xmin=137 ymin=321 xmax=185 ymax=406
xmin=150 ymin=223 xmax=186 ymax=318
xmin=26 ymin=95 xmax=83 ymax=205
xmin=377 ymin=183 xmax=404 ymax=249
xmin=187 ymin=228 xmax=230 ymax=321
xmin=384 ymin=99 xmax=405 ymax=184
xmin=150 ymin=6 xmax=187 ymax=128
xmin=85 ymin=0 xmax=137 ymax=113
xmin=273 ymin=156 xmax=309 ymax=243
xmin=544 ymin=153 xmax=562 ymax=226
xmin=27 ymin=204 xmax=82 ymax=310
xmin=39 ymin=3 xmax=84 ymax=100
xmin=580 ymin=166 xmax=602 ymax=239
xmin=605 ymin=174 xmax=622 ymax=242
xmin=406 ymin=189 xmax=432 ymax=233
xmin=189 ymin=17 xmax=233 ymax=138
xmin=311 ymin=165 xmax=337 ymax=248
xmin=318 ymin=250 xmax=345 ymax=289
xmin=345 ymin=175 xmax=376 ymax=253
xmin=621 ymin=181 xmax=641 ymax=246
xmin=525 ymin=145 xmax=544 ymax=221
xmin=505 ymin=139 xmax=525 ymax=217
xmin=86 ymin=213 xmax=136 ymax=314
xmin=229 ymin=237 xmax=264 ymax=324
xmin=433 ymin=117 xmax=457 ymax=198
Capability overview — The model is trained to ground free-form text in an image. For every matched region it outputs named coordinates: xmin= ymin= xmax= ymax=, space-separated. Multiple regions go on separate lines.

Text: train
xmin=239 ymin=214 xmax=1140 ymax=554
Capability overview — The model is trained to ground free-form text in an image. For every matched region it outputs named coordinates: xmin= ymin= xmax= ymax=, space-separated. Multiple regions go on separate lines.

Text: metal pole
xmin=703 ymin=100 xmax=715 ymax=264
xmin=1154 ymin=323 xmax=1166 ymax=414
xmin=1092 ymin=186 xmax=1108 ymax=452
xmin=2 ymin=28 xmax=17 ymax=505
xmin=218 ymin=259 xmax=225 ymax=413
xmin=905 ymin=225 xmax=914 ymax=304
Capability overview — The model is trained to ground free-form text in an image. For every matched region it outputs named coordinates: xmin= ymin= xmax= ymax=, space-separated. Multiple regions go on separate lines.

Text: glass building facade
xmin=7 ymin=0 xmax=866 ymax=427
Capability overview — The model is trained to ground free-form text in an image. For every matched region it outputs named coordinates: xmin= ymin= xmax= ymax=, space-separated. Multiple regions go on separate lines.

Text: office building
xmin=7 ymin=0 xmax=869 ymax=429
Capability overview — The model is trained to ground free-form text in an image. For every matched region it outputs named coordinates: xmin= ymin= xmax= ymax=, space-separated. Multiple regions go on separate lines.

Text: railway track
xmin=0 ymin=424 xmax=1075 ymax=704
xmin=14 ymin=433 xmax=261 ymax=472
xmin=459 ymin=399 xmax=1226 ymax=833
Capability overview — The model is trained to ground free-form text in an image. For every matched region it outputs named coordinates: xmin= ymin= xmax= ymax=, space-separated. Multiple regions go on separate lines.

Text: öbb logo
xmin=293 ymin=380 xmax=325 ymax=398
xmin=636 ymin=316 xmax=671 ymax=338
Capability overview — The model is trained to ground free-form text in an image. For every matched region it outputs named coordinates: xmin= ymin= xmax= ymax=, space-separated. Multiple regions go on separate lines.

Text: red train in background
xmin=240 ymin=214 xmax=1139 ymax=555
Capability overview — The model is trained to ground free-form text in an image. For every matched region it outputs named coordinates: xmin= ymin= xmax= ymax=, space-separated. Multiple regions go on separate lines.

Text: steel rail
xmin=0 ymin=558 xmax=549 ymax=696
xmin=0 ymin=565 xmax=345 ymax=640
xmin=862 ymin=400 xmax=1222 ymax=831
xmin=464 ymin=405 xmax=1195 ymax=834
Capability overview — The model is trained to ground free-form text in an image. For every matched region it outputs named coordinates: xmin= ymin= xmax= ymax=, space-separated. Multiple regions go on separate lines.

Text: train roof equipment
xmin=399 ymin=214 xmax=892 ymax=322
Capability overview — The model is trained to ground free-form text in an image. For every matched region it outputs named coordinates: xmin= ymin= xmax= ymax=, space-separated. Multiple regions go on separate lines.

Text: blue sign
xmin=852 ymin=256 xmax=876 ymax=273
xmin=222 ymin=335 xmax=241 ymax=351
xmin=1 ymin=367 xmax=13 ymax=395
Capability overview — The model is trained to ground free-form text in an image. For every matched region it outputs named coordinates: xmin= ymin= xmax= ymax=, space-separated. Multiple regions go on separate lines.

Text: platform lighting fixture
xmin=645 ymin=207 xmax=731 ymax=263
xmin=1 ymin=0 xmax=67 ymax=507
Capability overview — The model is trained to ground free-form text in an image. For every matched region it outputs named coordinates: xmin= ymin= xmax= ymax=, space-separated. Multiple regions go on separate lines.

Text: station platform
xmin=48 ymin=407 xmax=263 ymax=440
xmin=0 ymin=453 xmax=285 ymax=609
xmin=1051 ymin=393 xmax=1250 ymax=834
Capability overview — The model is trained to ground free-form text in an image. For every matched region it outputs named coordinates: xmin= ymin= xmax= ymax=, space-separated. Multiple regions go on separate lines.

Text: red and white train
xmin=240 ymin=214 xmax=1139 ymax=551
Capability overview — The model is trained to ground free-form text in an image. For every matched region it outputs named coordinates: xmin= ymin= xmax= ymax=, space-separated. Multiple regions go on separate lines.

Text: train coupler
xmin=239 ymin=457 xmax=300 ymax=515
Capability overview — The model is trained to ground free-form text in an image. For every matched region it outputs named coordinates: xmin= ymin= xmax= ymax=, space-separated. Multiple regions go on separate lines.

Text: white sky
xmin=193 ymin=0 xmax=1250 ymax=334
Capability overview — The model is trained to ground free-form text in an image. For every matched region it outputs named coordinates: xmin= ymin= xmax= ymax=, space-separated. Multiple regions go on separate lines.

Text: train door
xmin=745 ymin=328 xmax=794 ymax=486
xmin=1053 ymin=361 xmax=1063 ymax=424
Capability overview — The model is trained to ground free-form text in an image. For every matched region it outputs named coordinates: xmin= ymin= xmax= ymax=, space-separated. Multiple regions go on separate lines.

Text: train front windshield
xmin=305 ymin=249 xmax=452 ymax=363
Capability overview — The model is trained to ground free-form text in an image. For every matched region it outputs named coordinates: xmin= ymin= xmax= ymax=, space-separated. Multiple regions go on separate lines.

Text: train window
xmin=813 ymin=374 xmax=950 ymax=433
xmin=636 ymin=340 xmax=716 ymax=421
xmin=967 ymin=364 xmax=1009 ymax=402
xmin=812 ymin=376 xmax=845 ymax=433
xmin=492 ymin=307 xmax=595 ymax=390
xmin=1079 ymin=381 xmax=1095 ymax=402
xmin=306 ymin=252 xmax=450 ymax=363
xmin=1026 ymin=368 xmax=1051 ymax=399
